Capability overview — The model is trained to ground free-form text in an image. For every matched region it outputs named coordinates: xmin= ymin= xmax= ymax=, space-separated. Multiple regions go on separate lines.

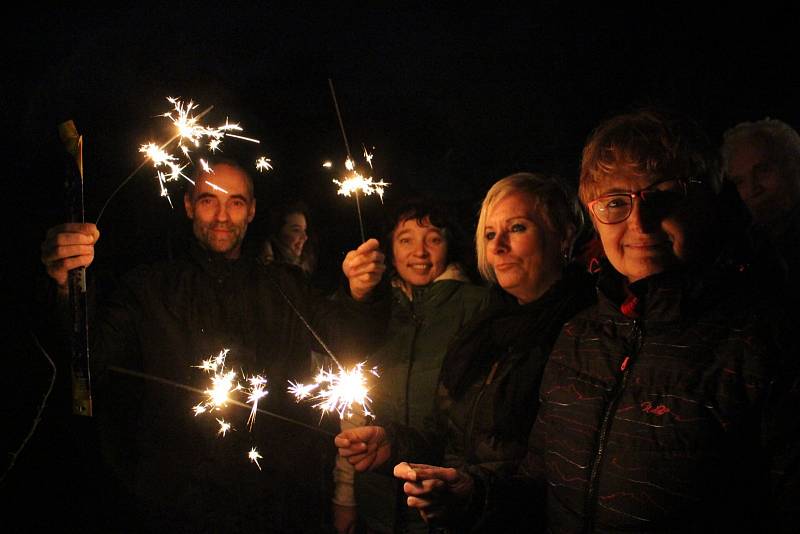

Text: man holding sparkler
xmin=40 ymin=158 xmax=387 ymax=532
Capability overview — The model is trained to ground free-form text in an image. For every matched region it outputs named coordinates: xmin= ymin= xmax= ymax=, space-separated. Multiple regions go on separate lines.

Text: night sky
xmin=3 ymin=2 xmax=798 ymax=515
xmin=10 ymin=5 xmax=799 ymax=285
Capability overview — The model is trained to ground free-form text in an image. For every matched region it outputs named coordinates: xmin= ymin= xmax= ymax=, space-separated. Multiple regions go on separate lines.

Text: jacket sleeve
xmin=456 ymin=412 xmax=548 ymax=533
xmin=309 ymin=277 xmax=391 ymax=363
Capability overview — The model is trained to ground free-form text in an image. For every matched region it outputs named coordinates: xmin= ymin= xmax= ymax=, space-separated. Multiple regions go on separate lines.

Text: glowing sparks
xmin=217 ymin=418 xmax=232 ymax=437
xmin=138 ymin=97 xmax=262 ymax=205
xmin=332 ymin=155 xmax=390 ymax=201
xmin=192 ymin=349 xmax=270 ymax=464
xmin=248 ymin=447 xmax=263 ymax=470
xmin=322 ymin=161 xmax=333 ymax=168
xmin=363 ymin=145 xmax=374 ymax=169
xmin=245 ymin=375 xmax=269 ymax=430
xmin=288 ymin=362 xmax=379 ymax=420
xmin=255 ymin=156 xmax=273 ymax=172
xmin=199 ymin=158 xmax=214 ymax=174
xmin=195 ymin=348 xmax=229 ymax=373
xmin=193 ymin=349 xmax=240 ymax=413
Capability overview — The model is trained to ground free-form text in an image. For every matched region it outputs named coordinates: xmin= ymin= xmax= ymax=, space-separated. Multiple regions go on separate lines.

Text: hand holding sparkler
xmin=342 ymin=238 xmax=386 ymax=302
xmin=335 ymin=425 xmax=391 ymax=472
xmin=40 ymin=222 xmax=99 ymax=295
xmin=393 ymin=462 xmax=475 ymax=526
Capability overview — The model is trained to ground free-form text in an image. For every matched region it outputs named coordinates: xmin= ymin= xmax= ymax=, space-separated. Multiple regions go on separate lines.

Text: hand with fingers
xmin=40 ymin=223 xmax=100 ymax=295
xmin=393 ymin=461 xmax=475 ymax=526
xmin=342 ymin=238 xmax=386 ymax=302
xmin=334 ymin=425 xmax=391 ymax=472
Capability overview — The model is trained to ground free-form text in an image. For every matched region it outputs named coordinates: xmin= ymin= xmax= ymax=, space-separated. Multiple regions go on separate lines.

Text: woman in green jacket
xmin=333 ymin=199 xmax=488 ymax=534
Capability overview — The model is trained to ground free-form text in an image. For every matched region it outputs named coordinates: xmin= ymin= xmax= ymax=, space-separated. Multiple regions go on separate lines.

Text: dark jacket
xmin=378 ymin=268 xmax=594 ymax=533
xmin=93 ymin=241 xmax=386 ymax=533
xmin=438 ymin=268 xmax=596 ymax=478
xmin=512 ymin=263 xmax=788 ymax=533
xmin=356 ymin=271 xmax=489 ymax=534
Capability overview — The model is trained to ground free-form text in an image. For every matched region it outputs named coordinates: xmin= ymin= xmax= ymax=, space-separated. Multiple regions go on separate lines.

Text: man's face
xmin=726 ymin=140 xmax=800 ymax=225
xmin=590 ymin=172 xmax=706 ymax=283
xmin=184 ymin=163 xmax=256 ymax=259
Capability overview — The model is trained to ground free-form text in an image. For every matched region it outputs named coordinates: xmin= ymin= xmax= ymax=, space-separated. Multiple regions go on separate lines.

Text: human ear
xmin=184 ymin=193 xmax=194 ymax=219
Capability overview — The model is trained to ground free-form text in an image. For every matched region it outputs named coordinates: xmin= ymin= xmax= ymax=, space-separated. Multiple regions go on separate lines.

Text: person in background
xmin=261 ymin=200 xmax=317 ymax=276
xmin=722 ymin=118 xmax=800 ymax=300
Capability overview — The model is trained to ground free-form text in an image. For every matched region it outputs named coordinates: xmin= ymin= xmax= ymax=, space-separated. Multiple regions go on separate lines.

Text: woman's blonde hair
xmin=475 ymin=172 xmax=583 ymax=283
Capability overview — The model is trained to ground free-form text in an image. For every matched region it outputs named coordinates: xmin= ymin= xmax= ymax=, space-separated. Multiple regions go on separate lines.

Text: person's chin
xmin=207 ymin=237 xmax=236 ymax=254
xmin=496 ymin=273 xmax=521 ymax=291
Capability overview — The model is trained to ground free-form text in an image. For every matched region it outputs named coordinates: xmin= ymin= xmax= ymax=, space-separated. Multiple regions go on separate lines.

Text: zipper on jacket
xmin=464 ymin=359 xmax=501 ymax=459
xmin=584 ymin=319 xmax=642 ymax=532
xmin=403 ymin=310 xmax=422 ymax=426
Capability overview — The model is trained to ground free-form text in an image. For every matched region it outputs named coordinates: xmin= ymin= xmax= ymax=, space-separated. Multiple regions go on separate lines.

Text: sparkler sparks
xmin=192 ymin=348 xmax=243 ymax=413
xmin=331 ymin=154 xmax=390 ymax=202
xmin=192 ymin=349 xmax=272 ymax=468
xmin=288 ymin=362 xmax=379 ymax=420
xmin=245 ymin=375 xmax=268 ymax=430
xmin=248 ymin=448 xmax=263 ymax=470
xmin=138 ymin=97 xmax=259 ymax=205
xmin=217 ymin=418 xmax=232 ymax=437
xmin=255 ymin=156 xmax=273 ymax=172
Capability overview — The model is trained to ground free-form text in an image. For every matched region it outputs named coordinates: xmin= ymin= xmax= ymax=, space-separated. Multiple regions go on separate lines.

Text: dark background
xmin=3 ymin=2 xmax=798 ymax=527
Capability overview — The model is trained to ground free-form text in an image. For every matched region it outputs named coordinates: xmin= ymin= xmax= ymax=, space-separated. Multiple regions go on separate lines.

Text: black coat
xmin=93 ymin=242 xmax=386 ymax=533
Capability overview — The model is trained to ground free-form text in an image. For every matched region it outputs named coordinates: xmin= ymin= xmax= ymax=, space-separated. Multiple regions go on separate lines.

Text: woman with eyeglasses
xmin=394 ymin=109 xmax=796 ymax=532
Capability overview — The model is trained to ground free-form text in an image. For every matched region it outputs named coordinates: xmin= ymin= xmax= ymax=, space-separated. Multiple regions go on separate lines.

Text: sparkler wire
xmin=328 ymin=79 xmax=352 ymax=159
xmin=1 ymin=331 xmax=58 ymax=484
xmin=327 ymin=79 xmax=367 ymax=243
xmin=94 ymin=105 xmax=215 ymax=225
xmin=107 ymin=366 xmax=334 ymax=437
xmin=265 ymin=272 xmax=342 ymax=369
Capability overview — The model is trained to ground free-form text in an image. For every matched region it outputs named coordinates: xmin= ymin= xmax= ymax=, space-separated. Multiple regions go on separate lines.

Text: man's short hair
xmin=721 ymin=118 xmax=800 ymax=183
xmin=185 ymin=157 xmax=255 ymax=199
xmin=579 ymin=109 xmax=721 ymax=206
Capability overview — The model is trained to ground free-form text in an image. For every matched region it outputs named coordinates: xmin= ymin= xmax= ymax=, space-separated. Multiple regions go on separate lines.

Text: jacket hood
xmin=391 ymin=262 xmax=470 ymax=300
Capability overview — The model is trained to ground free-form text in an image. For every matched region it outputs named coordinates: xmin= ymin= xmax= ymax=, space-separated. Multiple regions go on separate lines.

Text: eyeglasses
xmin=587 ymin=178 xmax=701 ymax=225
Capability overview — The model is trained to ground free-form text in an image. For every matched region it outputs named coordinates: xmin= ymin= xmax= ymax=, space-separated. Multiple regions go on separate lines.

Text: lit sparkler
xmin=326 ymin=79 xmax=390 ymax=242
xmin=332 ymin=157 xmax=390 ymax=201
xmin=288 ymin=362 xmax=379 ymax=420
xmin=192 ymin=348 xmax=241 ymax=413
xmin=248 ymin=447 xmax=263 ymax=470
xmin=138 ymin=97 xmax=259 ymax=205
xmin=192 ymin=349 xmax=273 ymax=467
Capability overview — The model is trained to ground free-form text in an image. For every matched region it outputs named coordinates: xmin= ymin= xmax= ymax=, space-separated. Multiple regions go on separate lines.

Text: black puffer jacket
xmin=516 ymin=263 xmax=784 ymax=532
